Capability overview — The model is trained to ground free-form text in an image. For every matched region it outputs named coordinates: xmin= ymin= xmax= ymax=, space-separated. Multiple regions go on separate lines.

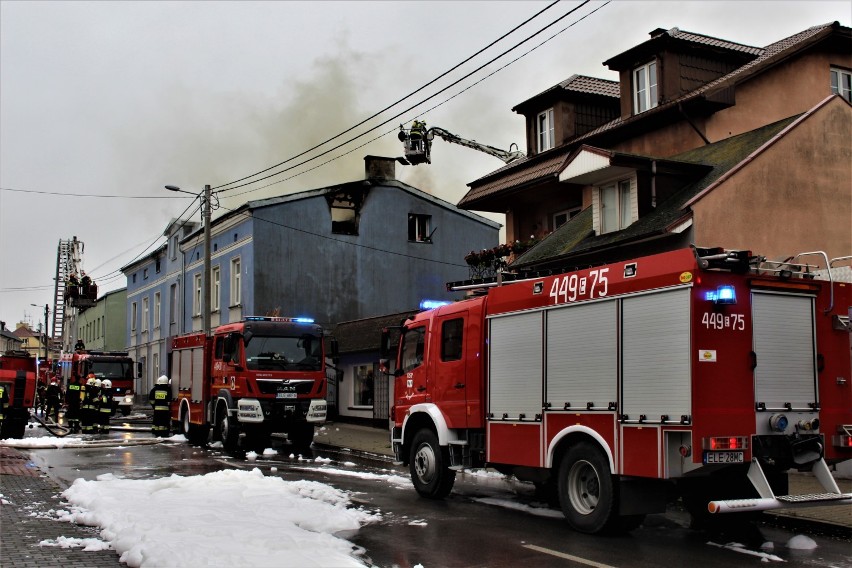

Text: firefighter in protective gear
xmin=149 ymin=375 xmax=172 ymax=437
xmin=98 ymin=379 xmax=113 ymax=434
xmin=81 ymin=376 xmax=98 ymax=434
xmin=65 ymin=374 xmax=83 ymax=433
xmin=45 ymin=380 xmax=62 ymax=423
xmin=409 ymin=120 xmax=426 ymax=152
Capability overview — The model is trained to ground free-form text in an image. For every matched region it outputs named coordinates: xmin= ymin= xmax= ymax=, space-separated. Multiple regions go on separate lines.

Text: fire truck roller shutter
xmin=546 ymin=300 xmax=617 ymax=410
xmin=191 ymin=347 xmax=204 ymax=401
xmin=179 ymin=349 xmax=192 ymax=391
xmin=622 ymin=288 xmax=692 ymax=422
xmin=489 ymin=311 xmax=543 ymax=421
xmin=752 ymin=292 xmax=817 ymax=419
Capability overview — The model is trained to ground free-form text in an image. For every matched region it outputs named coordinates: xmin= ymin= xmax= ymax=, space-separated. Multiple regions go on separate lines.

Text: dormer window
xmin=633 ymin=61 xmax=658 ymax=113
xmin=597 ymin=178 xmax=634 ymax=234
xmin=537 ymin=108 xmax=555 ymax=152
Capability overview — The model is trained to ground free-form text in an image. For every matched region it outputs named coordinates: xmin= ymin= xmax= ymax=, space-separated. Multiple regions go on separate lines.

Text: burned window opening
xmin=326 ymin=188 xmax=368 ymax=235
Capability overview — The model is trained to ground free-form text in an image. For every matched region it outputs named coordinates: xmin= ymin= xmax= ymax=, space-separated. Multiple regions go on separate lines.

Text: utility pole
xmin=43 ymin=304 xmax=49 ymax=361
xmin=203 ymin=184 xmax=212 ymax=336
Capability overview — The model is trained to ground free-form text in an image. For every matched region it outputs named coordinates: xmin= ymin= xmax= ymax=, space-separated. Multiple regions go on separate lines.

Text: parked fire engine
xmin=58 ymin=350 xmax=137 ymax=416
xmin=0 ymin=350 xmax=38 ymax=438
xmin=170 ymin=316 xmax=338 ymax=452
xmin=386 ymin=247 xmax=852 ymax=534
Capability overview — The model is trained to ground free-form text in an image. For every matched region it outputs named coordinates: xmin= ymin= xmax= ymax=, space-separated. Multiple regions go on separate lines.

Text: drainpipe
xmin=651 ymin=160 xmax=657 ymax=209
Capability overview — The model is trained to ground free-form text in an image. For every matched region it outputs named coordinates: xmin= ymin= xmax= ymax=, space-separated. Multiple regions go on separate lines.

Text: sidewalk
xmin=312 ymin=420 xmax=394 ymax=458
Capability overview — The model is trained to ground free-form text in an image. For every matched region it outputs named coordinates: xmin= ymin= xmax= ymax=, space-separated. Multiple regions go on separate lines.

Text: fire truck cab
xmin=387 ymin=247 xmax=852 ymax=534
xmin=171 ymin=316 xmax=338 ymax=453
xmin=59 ymin=350 xmax=137 ymax=416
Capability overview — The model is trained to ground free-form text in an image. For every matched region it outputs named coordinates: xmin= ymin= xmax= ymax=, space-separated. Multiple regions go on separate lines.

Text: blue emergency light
xmin=705 ymin=285 xmax=737 ymax=304
xmin=419 ymin=299 xmax=452 ymax=310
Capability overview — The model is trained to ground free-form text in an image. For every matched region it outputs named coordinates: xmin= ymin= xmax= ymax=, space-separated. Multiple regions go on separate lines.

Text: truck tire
xmin=121 ymin=406 xmax=132 ymax=417
xmin=181 ymin=407 xmax=208 ymax=446
xmin=558 ymin=442 xmax=617 ymax=534
xmin=215 ymin=400 xmax=239 ymax=453
xmin=2 ymin=416 xmax=27 ymax=439
xmin=410 ymin=429 xmax=456 ymax=499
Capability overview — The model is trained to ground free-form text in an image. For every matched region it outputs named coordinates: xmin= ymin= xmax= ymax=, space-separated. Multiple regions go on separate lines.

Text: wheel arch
xmin=399 ymin=403 xmax=461 ymax=462
xmin=546 ymin=426 xmax=615 ymax=473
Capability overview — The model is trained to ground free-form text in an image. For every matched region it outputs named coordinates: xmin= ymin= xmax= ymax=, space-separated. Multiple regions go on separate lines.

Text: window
xmin=408 ymin=214 xmax=432 ymax=242
xmin=131 ymin=302 xmax=137 ymax=331
xmin=152 ymin=352 xmax=160 ymax=380
xmin=170 ymin=235 xmax=178 ymax=260
xmin=142 ymin=297 xmax=149 ymax=332
xmin=154 ymin=292 xmax=161 ymax=329
xmin=212 ymin=266 xmax=221 ymax=311
xmin=193 ymin=273 xmax=202 ymax=316
xmin=553 ymin=207 xmax=581 ymax=230
xmin=831 ymin=68 xmax=851 ymax=102
xmin=230 ymin=258 xmax=241 ymax=306
xmin=143 ymin=267 xmax=149 ymax=280
xmin=170 ymin=283 xmax=178 ymax=323
xmin=634 ymin=61 xmax=658 ymax=113
xmin=599 ymin=179 xmax=633 ymax=234
xmin=537 ymin=108 xmax=555 ymax=152
xmin=400 ymin=326 xmax=426 ymax=372
xmin=132 ymin=274 xmax=137 ymax=284
xmin=155 ymin=260 xmax=161 ymax=273
xmin=354 ymin=364 xmax=376 ymax=407
xmin=441 ymin=319 xmax=464 ymax=362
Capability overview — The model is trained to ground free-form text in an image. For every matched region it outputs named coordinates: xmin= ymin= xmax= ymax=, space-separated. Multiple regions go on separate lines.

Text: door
xmin=434 ymin=312 xmax=468 ymax=428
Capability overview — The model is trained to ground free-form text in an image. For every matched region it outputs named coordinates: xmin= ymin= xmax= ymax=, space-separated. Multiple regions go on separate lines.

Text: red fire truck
xmin=0 ymin=350 xmax=38 ymax=438
xmin=170 ymin=316 xmax=338 ymax=452
xmin=58 ymin=350 xmax=138 ymax=416
xmin=386 ymin=247 xmax=852 ymax=534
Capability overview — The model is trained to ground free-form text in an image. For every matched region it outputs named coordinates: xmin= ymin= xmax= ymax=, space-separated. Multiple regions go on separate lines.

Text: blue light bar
xmin=419 ymin=299 xmax=452 ymax=311
xmin=705 ymin=285 xmax=737 ymax=304
xmin=293 ymin=317 xmax=315 ymax=324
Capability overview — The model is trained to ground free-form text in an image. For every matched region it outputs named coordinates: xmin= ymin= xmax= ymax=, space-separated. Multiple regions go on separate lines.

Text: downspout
xmin=678 ymin=102 xmax=711 ymax=145
xmin=651 ymin=160 xmax=657 ymax=209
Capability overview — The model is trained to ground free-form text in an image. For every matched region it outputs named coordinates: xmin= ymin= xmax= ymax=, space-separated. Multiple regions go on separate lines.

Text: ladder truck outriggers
xmin=385 ymin=246 xmax=852 ymax=534
xmin=397 ymin=122 xmax=525 ymax=166
xmin=170 ymin=316 xmax=338 ymax=453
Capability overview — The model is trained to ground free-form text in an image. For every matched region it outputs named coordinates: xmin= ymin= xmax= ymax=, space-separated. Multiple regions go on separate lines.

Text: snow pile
xmin=39 ymin=536 xmax=111 ymax=551
xmin=1 ymin=435 xmax=87 ymax=448
xmin=58 ymin=468 xmax=379 ymax=567
xmin=786 ymin=535 xmax=817 ymax=550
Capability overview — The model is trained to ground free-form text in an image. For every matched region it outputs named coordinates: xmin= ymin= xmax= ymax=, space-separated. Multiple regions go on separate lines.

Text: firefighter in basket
xmin=65 ymin=372 xmax=83 ymax=433
xmin=81 ymin=375 xmax=99 ymax=434
xmin=149 ymin=375 xmax=172 ymax=437
xmin=98 ymin=379 xmax=113 ymax=435
xmin=409 ymin=120 xmax=426 ymax=152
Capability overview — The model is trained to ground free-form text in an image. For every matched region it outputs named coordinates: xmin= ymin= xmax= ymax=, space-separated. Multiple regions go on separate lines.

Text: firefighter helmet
xmin=87 ymin=377 xmax=96 ymax=386
xmin=156 ymin=375 xmax=169 ymax=385
xmin=101 ymin=379 xmax=112 ymax=389
xmin=94 ymin=379 xmax=102 ymax=388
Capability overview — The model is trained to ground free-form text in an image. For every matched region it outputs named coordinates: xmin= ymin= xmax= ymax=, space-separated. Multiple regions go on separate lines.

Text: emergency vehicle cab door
xmin=434 ymin=312 xmax=469 ymax=429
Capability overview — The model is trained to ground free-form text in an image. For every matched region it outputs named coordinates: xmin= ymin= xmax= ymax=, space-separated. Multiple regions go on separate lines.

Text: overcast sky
xmin=1 ymin=1 xmax=848 ymax=330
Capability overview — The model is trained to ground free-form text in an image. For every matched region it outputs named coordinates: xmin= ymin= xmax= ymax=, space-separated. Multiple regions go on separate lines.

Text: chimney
xmin=364 ymin=156 xmax=396 ymax=182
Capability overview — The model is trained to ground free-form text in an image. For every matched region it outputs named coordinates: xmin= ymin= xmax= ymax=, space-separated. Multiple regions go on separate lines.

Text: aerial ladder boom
xmin=398 ymin=122 xmax=524 ymax=166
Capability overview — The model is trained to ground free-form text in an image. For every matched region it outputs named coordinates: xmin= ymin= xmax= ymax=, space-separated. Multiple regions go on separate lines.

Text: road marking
xmin=523 ymin=544 xmax=617 ymax=568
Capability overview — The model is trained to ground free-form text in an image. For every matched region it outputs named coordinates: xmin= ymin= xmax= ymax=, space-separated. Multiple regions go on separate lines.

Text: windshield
xmin=89 ymin=360 xmax=132 ymax=379
xmin=245 ymin=334 xmax=323 ymax=371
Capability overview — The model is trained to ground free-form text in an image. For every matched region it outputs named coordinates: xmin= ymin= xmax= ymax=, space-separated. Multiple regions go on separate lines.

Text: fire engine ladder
xmin=708 ymin=458 xmax=852 ymax=514
xmin=51 ymin=239 xmax=73 ymax=349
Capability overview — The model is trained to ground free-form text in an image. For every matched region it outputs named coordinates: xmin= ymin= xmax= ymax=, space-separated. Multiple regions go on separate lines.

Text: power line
xmin=212 ymin=0 xmax=563 ymax=192
xmin=0 ymin=187 xmax=191 ymax=199
xmin=214 ymin=0 xmax=595 ymax=195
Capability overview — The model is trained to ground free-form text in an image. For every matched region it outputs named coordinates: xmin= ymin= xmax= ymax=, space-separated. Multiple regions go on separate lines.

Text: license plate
xmin=276 ymin=392 xmax=297 ymax=399
xmin=703 ymin=451 xmax=744 ymax=464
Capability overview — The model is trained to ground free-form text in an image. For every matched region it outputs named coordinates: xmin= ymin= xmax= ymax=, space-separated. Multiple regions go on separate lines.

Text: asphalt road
xmin=22 ymin=428 xmax=852 ymax=568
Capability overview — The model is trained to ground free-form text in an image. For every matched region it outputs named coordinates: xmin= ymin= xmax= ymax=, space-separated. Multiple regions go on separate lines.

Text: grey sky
xmin=1 ymin=1 xmax=848 ymax=329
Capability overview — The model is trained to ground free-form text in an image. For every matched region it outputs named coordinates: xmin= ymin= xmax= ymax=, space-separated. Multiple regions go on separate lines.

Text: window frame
xmin=440 ymin=318 xmax=464 ymax=362
xmin=830 ymin=67 xmax=851 ymax=103
xmin=408 ymin=214 xmax=432 ymax=243
xmin=131 ymin=302 xmax=137 ymax=331
xmin=230 ymin=257 xmax=241 ymax=307
xmin=536 ymin=108 xmax=555 ymax=153
xmin=154 ymin=292 xmax=161 ymax=329
xmin=353 ymin=363 xmax=376 ymax=407
xmin=553 ymin=207 xmax=581 ymax=230
xmin=170 ymin=283 xmax=179 ymax=324
xmin=598 ymin=178 xmax=634 ymax=234
xmin=633 ymin=61 xmax=658 ymax=114
xmin=211 ymin=265 xmax=221 ymax=312
xmin=193 ymin=273 xmax=202 ymax=317
xmin=141 ymin=297 xmax=149 ymax=332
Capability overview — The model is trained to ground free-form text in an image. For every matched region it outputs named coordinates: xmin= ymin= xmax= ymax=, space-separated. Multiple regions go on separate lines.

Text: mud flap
xmin=618 ymin=477 xmax=667 ymax=515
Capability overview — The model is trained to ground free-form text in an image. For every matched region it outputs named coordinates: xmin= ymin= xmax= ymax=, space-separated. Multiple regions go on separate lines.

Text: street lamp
xmin=166 ymin=184 xmax=212 ymax=336
xmin=30 ymin=303 xmax=49 ymax=361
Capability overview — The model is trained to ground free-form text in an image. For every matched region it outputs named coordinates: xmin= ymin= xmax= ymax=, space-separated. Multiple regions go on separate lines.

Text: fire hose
xmin=28 ymin=410 xmax=72 ymax=437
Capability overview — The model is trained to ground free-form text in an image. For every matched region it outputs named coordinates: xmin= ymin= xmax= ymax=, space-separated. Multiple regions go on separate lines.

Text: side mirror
xmin=223 ymin=353 xmax=232 ymax=364
xmin=394 ymin=368 xmax=404 ymax=378
xmin=380 ymin=328 xmax=391 ymax=358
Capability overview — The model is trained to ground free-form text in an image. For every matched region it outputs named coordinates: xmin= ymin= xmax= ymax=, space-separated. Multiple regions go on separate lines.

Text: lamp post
xmin=30 ymin=303 xmax=49 ymax=361
xmin=166 ymin=184 xmax=212 ymax=336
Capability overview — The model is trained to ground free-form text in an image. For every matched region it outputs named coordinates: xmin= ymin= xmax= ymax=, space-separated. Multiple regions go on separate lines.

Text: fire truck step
xmin=776 ymin=492 xmax=851 ymax=503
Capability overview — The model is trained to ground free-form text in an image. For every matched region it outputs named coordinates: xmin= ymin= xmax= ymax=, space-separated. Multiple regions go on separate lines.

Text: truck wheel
xmin=215 ymin=401 xmax=239 ymax=453
xmin=121 ymin=406 xmax=131 ymax=417
xmin=2 ymin=417 xmax=26 ymax=439
xmin=289 ymin=423 xmax=314 ymax=450
xmin=558 ymin=442 xmax=616 ymax=534
xmin=181 ymin=408 xmax=208 ymax=446
xmin=410 ymin=429 xmax=456 ymax=499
